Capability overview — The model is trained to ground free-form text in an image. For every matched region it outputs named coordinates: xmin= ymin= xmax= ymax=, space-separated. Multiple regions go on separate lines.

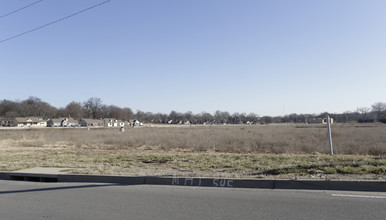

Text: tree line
xmin=0 ymin=97 xmax=385 ymax=124
xmin=0 ymin=97 xmax=134 ymax=121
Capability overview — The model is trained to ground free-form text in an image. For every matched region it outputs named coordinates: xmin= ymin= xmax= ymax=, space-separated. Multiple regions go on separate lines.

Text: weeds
xmin=0 ymin=124 xmax=385 ymax=178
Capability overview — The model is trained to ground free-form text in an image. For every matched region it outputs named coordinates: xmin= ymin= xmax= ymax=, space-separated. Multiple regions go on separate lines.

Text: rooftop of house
xmin=81 ymin=119 xmax=104 ymax=123
xmin=15 ymin=117 xmax=46 ymax=123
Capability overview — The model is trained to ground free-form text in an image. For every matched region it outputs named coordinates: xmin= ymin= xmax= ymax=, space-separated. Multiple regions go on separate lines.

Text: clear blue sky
xmin=1 ymin=0 xmax=385 ymax=116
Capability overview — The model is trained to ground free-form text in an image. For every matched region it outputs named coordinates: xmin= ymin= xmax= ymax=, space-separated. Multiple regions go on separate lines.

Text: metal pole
xmin=326 ymin=114 xmax=333 ymax=155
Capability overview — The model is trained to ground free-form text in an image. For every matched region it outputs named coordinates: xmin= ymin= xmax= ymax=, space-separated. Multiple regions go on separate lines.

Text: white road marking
xmin=331 ymin=194 xmax=386 ymax=199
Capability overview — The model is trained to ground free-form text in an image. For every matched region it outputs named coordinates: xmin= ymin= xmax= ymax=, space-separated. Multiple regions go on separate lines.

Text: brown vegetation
xmin=0 ymin=124 xmax=385 ymax=178
xmin=2 ymin=123 xmax=384 ymax=155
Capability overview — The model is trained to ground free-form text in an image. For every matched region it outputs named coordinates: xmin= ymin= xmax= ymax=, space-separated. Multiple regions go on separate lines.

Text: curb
xmin=146 ymin=176 xmax=275 ymax=189
xmin=58 ymin=175 xmax=144 ymax=185
xmin=0 ymin=172 xmax=385 ymax=192
xmin=274 ymin=179 xmax=386 ymax=192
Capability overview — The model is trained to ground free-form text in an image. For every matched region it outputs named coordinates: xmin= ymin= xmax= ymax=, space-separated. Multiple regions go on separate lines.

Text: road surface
xmin=0 ymin=180 xmax=385 ymax=219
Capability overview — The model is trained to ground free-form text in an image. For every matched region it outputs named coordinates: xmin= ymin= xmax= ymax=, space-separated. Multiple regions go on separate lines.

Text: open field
xmin=0 ymin=124 xmax=385 ymax=179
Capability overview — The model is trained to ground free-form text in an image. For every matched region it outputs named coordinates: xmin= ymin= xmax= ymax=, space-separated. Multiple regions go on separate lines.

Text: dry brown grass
xmin=2 ymin=123 xmax=384 ymax=155
xmin=0 ymin=123 xmax=385 ymax=179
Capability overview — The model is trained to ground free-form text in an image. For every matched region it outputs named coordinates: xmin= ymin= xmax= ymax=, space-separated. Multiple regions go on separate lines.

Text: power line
xmin=0 ymin=0 xmax=111 ymax=44
xmin=0 ymin=0 xmax=44 ymax=20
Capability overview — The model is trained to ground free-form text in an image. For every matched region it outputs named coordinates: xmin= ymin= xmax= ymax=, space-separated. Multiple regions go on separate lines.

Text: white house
xmin=47 ymin=118 xmax=62 ymax=127
xmin=47 ymin=118 xmax=79 ymax=127
xmin=117 ymin=120 xmax=125 ymax=127
xmin=104 ymin=118 xmax=125 ymax=127
xmin=14 ymin=117 xmax=46 ymax=127
xmin=62 ymin=118 xmax=79 ymax=127
xmin=104 ymin=118 xmax=117 ymax=127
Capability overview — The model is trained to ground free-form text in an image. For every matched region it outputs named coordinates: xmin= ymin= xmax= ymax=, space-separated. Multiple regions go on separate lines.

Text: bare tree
xmin=83 ymin=97 xmax=103 ymax=119
xmin=168 ymin=111 xmax=179 ymax=124
xmin=152 ymin=113 xmax=164 ymax=123
xmin=357 ymin=107 xmax=370 ymax=116
xmin=201 ymin=112 xmax=213 ymax=124
xmin=0 ymin=99 xmax=19 ymax=117
xmin=261 ymin=116 xmax=273 ymax=124
xmin=184 ymin=111 xmax=193 ymax=123
xmin=122 ymin=107 xmax=134 ymax=121
xmin=20 ymin=96 xmax=56 ymax=118
xmin=371 ymin=102 xmax=386 ymax=121
xmin=213 ymin=110 xmax=231 ymax=124
xmin=102 ymin=105 xmax=124 ymax=120
xmin=230 ymin=112 xmax=241 ymax=124
xmin=246 ymin=113 xmax=259 ymax=124
xmin=357 ymin=107 xmax=372 ymax=123
xmin=136 ymin=110 xmax=152 ymax=122
xmin=64 ymin=101 xmax=84 ymax=120
xmin=1 ymin=98 xmax=56 ymax=118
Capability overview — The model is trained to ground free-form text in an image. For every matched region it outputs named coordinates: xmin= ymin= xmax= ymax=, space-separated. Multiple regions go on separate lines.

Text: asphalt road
xmin=0 ymin=180 xmax=385 ymax=220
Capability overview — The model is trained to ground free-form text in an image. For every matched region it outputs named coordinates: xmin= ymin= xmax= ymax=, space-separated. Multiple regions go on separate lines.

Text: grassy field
xmin=0 ymin=123 xmax=385 ymax=179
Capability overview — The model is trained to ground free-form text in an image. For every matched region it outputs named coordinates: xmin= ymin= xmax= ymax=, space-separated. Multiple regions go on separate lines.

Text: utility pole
xmin=326 ymin=114 xmax=333 ymax=155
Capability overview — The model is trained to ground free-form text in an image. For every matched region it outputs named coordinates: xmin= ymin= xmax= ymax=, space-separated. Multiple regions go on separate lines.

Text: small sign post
xmin=326 ymin=114 xmax=333 ymax=155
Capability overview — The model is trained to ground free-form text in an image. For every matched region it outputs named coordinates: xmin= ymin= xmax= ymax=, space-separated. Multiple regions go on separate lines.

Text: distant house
xmin=322 ymin=118 xmax=334 ymax=124
xmin=0 ymin=118 xmax=15 ymax=127
xmin=62 ymin=118 xmax=79 ymax=127
xmin=104 ymin=118 xmax=125 ymax=127
xmin=131 ymin=120 xmax=141 ymax=127
xmin=38 ymin=118 xmax=47 ymax=127
xmin=104 ymin=118 xmax=118 ymax=127
xmin=79 ymin=119 xmax=104 ymax=127
xmin=14 ymin=117 xmax=47 ymax=127
xmin=307 ymin=118 xmax=334 ymax=124
xmin=308 ymin=118 xmax=323 ymax=124
xmin=47 ymin=118 xmax=79 ymax=127
xmin=47 ymin=119 xmax=62 ymax=127
xmin=118 ymin=120 xmax=125 ymax=127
